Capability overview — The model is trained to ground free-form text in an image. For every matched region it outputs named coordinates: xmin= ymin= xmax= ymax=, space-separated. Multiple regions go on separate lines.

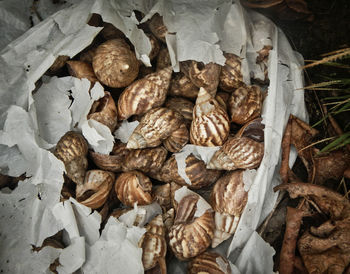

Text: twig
xmin=280 ymin=117 xmax=292 ymax=184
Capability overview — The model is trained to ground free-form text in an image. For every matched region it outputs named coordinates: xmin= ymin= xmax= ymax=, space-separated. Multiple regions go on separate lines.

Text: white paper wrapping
xmin=0 ymin=0 xmax=307 ymax=273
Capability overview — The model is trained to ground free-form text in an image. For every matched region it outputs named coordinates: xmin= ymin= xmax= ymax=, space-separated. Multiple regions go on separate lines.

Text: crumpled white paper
xmin=0 ymin=0 xmax=307 ymax=273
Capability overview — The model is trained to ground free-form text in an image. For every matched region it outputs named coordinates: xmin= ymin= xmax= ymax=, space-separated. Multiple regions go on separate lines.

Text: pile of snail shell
xmin=52 ymin=12 xmax=270 ymax=274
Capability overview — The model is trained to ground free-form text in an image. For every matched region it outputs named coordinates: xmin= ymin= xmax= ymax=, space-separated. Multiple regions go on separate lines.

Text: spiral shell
xmin=228 ymin=85 xmax=263 ymax=124
xmin=115 ymin=171 xmax=153 ymax=207
xmin=215 ymin=92 xmax=230 ymax=112
xmin=159 ymin=155 xmax=222 ymax=189
xmin=79 ymin=47 xmax=97 ymax=64
xmin=127 ymin=107 xmax=184 ymax=149
xmin=55 ymin=131 xmax=88 ymax=185
xmin=92 ymin=39 xmax=139 ymax=88
xmin=139 ymin=215 xmax=167 ymax=271
xmin=181 ymin=61 xmax=221 ymax=95
xmin=207 ymin=136 xmax=264 ymax=170
xmin=66 ymin=61 xmax=98 ymax=83
xmin=156 ymin=48 xmax=172 ymax=71
xmin=100 ymin=22 xmax=125 ymax=40
xmin=163 ymin=123 xmax=189 ymax=152
xmin=147 ymin=34 xmax=161 ymax=61
xmin=188 ymin=252 xmax=232 ymax=274
xmin=149 ymin=13 xmax=168 ymax=42
xmin=165 ymin=97 xmax=194 ymax=124
xmin=88 ymin=91 xmax=118 ymax=131
xmin=210 ymin=171 xmax=247 ymax=247
xmin=219 ymin=53 xmax=244 ymax=92
xmin=190 ymin=88 xmax=230 ymax=146
xmin=122 ymin=146 xmax=168 ymax=173
xmin=168 ymin=72 xmax=199 ymax=99
xmin=169 ymin=194 xmax=215 ymax=260
xmin=163 ymin=208 xmax=175 ymax=233
xmin=76 ymin=170 xmax=115 ymax=209
xmin=153 ymin=183 xmax=171 ymax=211
xmin=118 ymin=66 xmax=172 ymax=120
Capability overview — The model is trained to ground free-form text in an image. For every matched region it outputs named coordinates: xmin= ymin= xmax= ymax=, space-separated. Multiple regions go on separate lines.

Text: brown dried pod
xmin=115 ymin=171 xmax=153 ymax=207
xmin=89 ymin=142 xmax=128 ymax=172
xmin=169 ymin=194 xmax=215 ymax=260
xmin=76 ymin=170 xmax=115 ymax=209
xmin=228 ymin=85 xmax=263 ymax=125
xmin=219 ymin=53 xmax=244 ymax=92
xmin=188 ymin=252 xmax=232 ymax=274
xmin=190 ymin=88 xmax=230 ymax=146
xmin=168 ymin=72 xmax=199 ymax=99
xmin=92 ymin=39 xmax=139 ymax=88
xmin=118 ymin=66 xmax=172 ymax=120
xmin=47 ymin=55 xmax=69 ymax=74
xmin=127 ymin=107 xmax=184 ymax=149
xmin=156 ymin=48 xmax=172 ymax=71
xmin=207 ymin=135 xmax=264 ymax=170
xmin=153 ymin=183 xmax=171 ymax=211
xmin=88 ymin=91 xmax=118 ymax=131
xmin=163 ymin=123 xmax=189 ymax=152
xmin=149 ymin=13 xmax=168 ymax=42
xmin=55 ymin=131 xmax=88 ymax=185
xmin=100 ymin=22 xmax=125 ymax=40
xmin=181 ymin=60 xmax=221 ymax=96
xmin=165 ymin=97 xmax=194 ymax=123
xmin=122 ymin=146 xmax=168 ymax=174
xmin=159 ymin=155 xmax=222 ymax=189
xmin=210 ymin=171 xmax=248 ymax=247
xmin=139 ymin=215 xmax=167 ymax=271
xmin=147 ymin=34 xmax=161 ymax=61
xmin=66 ymin=61 xmax=98 ymax=83
xmin=215 ymin=92 xmax=230 ymax=112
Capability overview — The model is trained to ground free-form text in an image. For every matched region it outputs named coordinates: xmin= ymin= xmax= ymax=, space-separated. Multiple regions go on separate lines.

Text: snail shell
xmin=228 ymin=85 xmax=263 ymax=125
xmin=118 ymin=66 xmax=172 ymax=120
xmin=147 ymin=34 xmax=161 ymax=61
xmin=88 ymin=91 xmax=118 ymax=132
xmin=181 ymin=61 xmax=221 ymax=96
xmin=190 ymin=88 xmax=230 ymax=146
xmin=100 ymin=22 xmax=125 ymax=40
xmin=219 ymin=53 xmax=244 ymax=92
xmin=55 ymin=131 xmax=88 ymax=185
xmin=115 ymin=171 xmax=153 ymax=207
xmin=215 ymin=92 xmax=230 ymax=112
xmin=163 ymin=123 xmax=189 ymax=152
xmin=127 ymin=107 xmax=184 ymax=150
xmin=210 ymin=171 xmax=248 ymax=247
xmin=79 ymin=47 xmax=97 ymax=64
xmin=188 ymin=252 xmax=232 ymax=274
xmin=92 ymin=39 xmax=139 ymax=88
xmin=159 ymin=155 xmax=222 ymax=189
xmin=168 ymin=73 xmax=199 ymax=99
xmin=169 ymin=194 xmax=215 ymax=260
xmin=163 ymin=208 xmax=175 ymax=233
xmin=165 ymin=97 xmax=194 ymax=125
xmin=153 ymin=183 xmax=171 ymax=211
xmin=149 ymin=13 xmax=168 ymax=42
xmin=66 ymin=61 xmax=98 ymax=83
xmin=76 ymin=170 xmax=115 ymax=209
xmin=139 ymin=215 xmax=167 ymax=271
xmin=156 ymin=48 xmax=172 ymax=71
xmin=122 ymin=146 xmax=168 ymax=173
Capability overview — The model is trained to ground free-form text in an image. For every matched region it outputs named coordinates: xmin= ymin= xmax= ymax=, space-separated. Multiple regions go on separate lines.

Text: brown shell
xmin=139 ymin=215 xmax=167 ymax=270
xmin=149 ymin=13 xmax=168 ymax=42
xmin=212 ymin=212 xmax=240 ymax=248
xmin=190 ymin=88 xmax=230 ymax=146
xmin=89 ymin=142 xmax=129 ymax=172
xmin=188 ymin=252 xmax=232 ymax=274
xmin=170 ymin=182 xmax=182 ymax=211
xmin=115 ymin=171 xmax=153 ymax=207
xmin=147 ymin=34 xmax=161 ymax=61
xmin=66 ymin=61 xmax=98 ymax=83
xmin=163 ymin=123 xmax=189 ymax=152
xmin=215 ymin=92 xmax=230 ymax=112
xmin=163 ymin=208 xmax=175 ymax=232
xmin=159 ymin=155 xmax=222 ymax=189
xmin=156 ymin=47 xmax=172 ymax=71
xmin=153 ymin=183 xmax=171 ymax=211
xmin=165 ymin=97 xmax=194 ymax=123
xmin=79 ymin=47 xmax=97 ymax=64
xmin=207 ymin=136 xmax=264 ymax=170
xmin=181 ymin=61 xmax=221 ymax=96
xmin=168 ymin=72 xmax=199 ymax=99
xmin=169 ymin=194 xmax=215 ymax=260
xmin=219 ymin=53 xmax=244 ymax=92
xmin=55 ymin=131 xmax=88 ymax=185
xmin=237 ymin=117 xmax=265 ymax=142
xmin=122 ymin=146 xmax=168 ymax=174
xmin=228 ymin=85 xmax=263 ymax=124
xmin=92 ymin=39 xmax=139 ymax=88
xmin=88 ymin=91 xmax=118 ymax=131
xmin=118 ymin=67 xmax=172 ymax=120
xmin=100 ymin=22 xmax=125 ymax=40
xmin=76 ymin=170 xmax=115 ymax=209
xmin=127 ymin=108 xmax=184 ymax=149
